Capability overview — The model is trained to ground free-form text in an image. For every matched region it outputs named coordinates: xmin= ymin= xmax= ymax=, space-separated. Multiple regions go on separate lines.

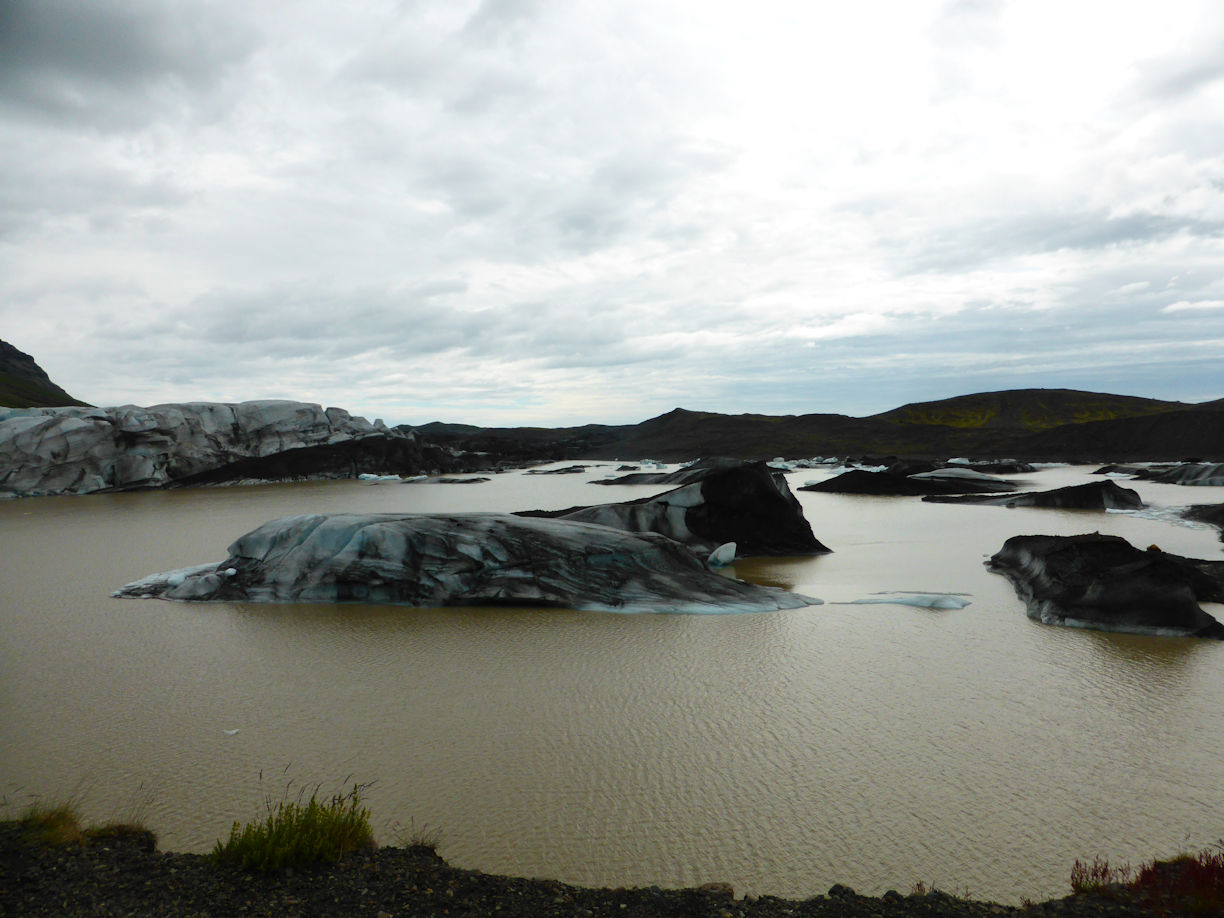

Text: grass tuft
xmin=2 ymin=780 xmax=160 ymax=854
xmin=390 ymin=816 xmax=443 ymax=855
xmin=211 ymin=782 xmax=376 ymax=873
xmin=17 ymin=804 xmax=87 ymax=848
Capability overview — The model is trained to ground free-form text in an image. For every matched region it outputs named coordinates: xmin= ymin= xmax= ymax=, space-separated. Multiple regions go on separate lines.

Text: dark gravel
xmin=0 ymin=828 xmax=1163 ymax=918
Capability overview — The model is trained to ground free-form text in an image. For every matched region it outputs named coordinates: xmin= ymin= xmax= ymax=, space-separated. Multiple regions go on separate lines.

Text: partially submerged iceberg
xmin=844 ymin=593 xmax=971 ymax=610
xmin=114 ymin=513 xmax=821 ymax=615
xmin=1144 ymin=463 xmax=1224 ymax=487
xmin=908 ymin=468 xmax=1018 ymax=486
xmin=922 ymin=480 xmax=1143 ymax=510
xmin=987 ymin=533 xmax=1224 ymax=638
xmin=518 ymin=461 xmax=830 ymax=558
xmin=0 ymin=401 xmax=460 ymax=498
xmin=800 ymin=467 xmax=1018 ymax=496
xmin=592 ymin=456 xmax=745 ymax=486
xmin=707 ymin=542 xmax=737 ymax=568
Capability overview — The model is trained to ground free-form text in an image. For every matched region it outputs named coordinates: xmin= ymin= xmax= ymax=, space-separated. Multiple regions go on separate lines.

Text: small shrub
xmin=1070 ymin=856 xmax=1132 ymax=893
xmin=211 ymin=783 xmax=375 ymax=873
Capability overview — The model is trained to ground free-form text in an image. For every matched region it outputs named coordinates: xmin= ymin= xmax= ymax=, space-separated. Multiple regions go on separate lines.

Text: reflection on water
xmin=1 ymin=464 xmax=1223 ymax=904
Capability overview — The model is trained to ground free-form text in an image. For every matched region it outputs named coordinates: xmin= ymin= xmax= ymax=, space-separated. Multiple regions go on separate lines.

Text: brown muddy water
xmin=1 ymin=464 xmax=1222 ymax=903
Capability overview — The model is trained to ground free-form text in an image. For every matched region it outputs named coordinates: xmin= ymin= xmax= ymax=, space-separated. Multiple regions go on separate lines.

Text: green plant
xmin=211 ymin=783 xmax=375 ymax=873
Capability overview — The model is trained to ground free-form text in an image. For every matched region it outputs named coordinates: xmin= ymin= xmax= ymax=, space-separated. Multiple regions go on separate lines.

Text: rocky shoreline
xmin=0 ymin=827 xmax=1163 ymax=918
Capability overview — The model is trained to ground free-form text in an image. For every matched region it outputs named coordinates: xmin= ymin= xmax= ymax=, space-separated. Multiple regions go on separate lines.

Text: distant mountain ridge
xmin=415 ymin=389 xmax=1224 ymax=462
xmin=0 ymin=339 xmax=89 ymax=408
xmin=4 ymin=337 xmax=1216 ymax=462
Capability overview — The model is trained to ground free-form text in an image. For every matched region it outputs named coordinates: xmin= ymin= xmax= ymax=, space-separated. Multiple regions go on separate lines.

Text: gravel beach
xmin=1 ymin=826 xmax=1163 ymax=918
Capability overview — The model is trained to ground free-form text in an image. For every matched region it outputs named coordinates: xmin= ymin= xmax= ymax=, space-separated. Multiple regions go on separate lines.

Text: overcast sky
xmin=2 ymin=0 xmax=1223 ymax=426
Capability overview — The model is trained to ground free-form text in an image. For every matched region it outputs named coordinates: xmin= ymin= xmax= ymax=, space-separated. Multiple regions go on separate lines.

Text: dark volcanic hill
xmin=1010 ymin=409 xmax=1224 ymax=462
xmin=871 ymin=388 xmax=1186 ymax=430
xmin=0 ymin=340 xmax=89 ymax=408
xmin=416 ymin=389 xmax=1221 ymax=463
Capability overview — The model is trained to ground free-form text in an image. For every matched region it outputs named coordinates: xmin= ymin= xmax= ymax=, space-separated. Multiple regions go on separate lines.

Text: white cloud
xmin=1162 ymin=300 xmax=1224 ymax=313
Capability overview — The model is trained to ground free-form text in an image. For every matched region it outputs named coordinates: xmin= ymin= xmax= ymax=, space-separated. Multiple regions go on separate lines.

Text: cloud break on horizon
xmin=2 ymin=0 xmax=1223 ymax=427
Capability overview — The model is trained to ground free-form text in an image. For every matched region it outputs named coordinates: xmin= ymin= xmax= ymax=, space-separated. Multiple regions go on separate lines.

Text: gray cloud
xmin=0 ymin=0 xmax=256 ymax=129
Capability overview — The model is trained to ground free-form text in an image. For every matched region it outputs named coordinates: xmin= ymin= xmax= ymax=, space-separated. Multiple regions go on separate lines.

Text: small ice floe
xmin=910 ymin=468 xmax=1009 ymax=484
xmin=707 ymin=542 xmax=737 ymax=568
xmin=843 ymin=592 xmax=971 ymax=610
xmin=223 ymin=729 xmax=240 ymax=736
xmin=358 ymin=473 xmax=401 ymax=483
xmin=1107 ymin=506 xmax=1214 ymax=530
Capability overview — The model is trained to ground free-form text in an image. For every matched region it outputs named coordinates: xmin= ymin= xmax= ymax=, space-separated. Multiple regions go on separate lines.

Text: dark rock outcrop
xmin=923 ymin=480 xmax=1143 ymax=509
xmin=987 ymin=533 xmax=1224 ymax=638
xmin=520 ymin=461 xmax=829 ymax=557
xmin=0 ymin=339 xmax=89 ymax=409
xmin=114 ymin=512 xmax=819 ymax=614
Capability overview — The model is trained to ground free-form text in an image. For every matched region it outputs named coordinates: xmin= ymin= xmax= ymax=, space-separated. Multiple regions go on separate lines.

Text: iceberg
xmin=707 ymin=542 xmax=737 ymax=568
xmin=114 ymin=513 xmax=822 ymax=615
xmin=987 ymin=533 xmax=1224 ymax=638
xmin=922 ymin=480 xmax=1143 ymax=510
xmin=908 ymin=468 xmax=1014 ymax=485
xmin=519 ymin=461 xmax=830 ymax=557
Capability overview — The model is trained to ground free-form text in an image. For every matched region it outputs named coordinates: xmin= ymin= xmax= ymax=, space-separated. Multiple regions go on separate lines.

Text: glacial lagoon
xmin=1 ymin=463 xmax=1222 ymax=904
